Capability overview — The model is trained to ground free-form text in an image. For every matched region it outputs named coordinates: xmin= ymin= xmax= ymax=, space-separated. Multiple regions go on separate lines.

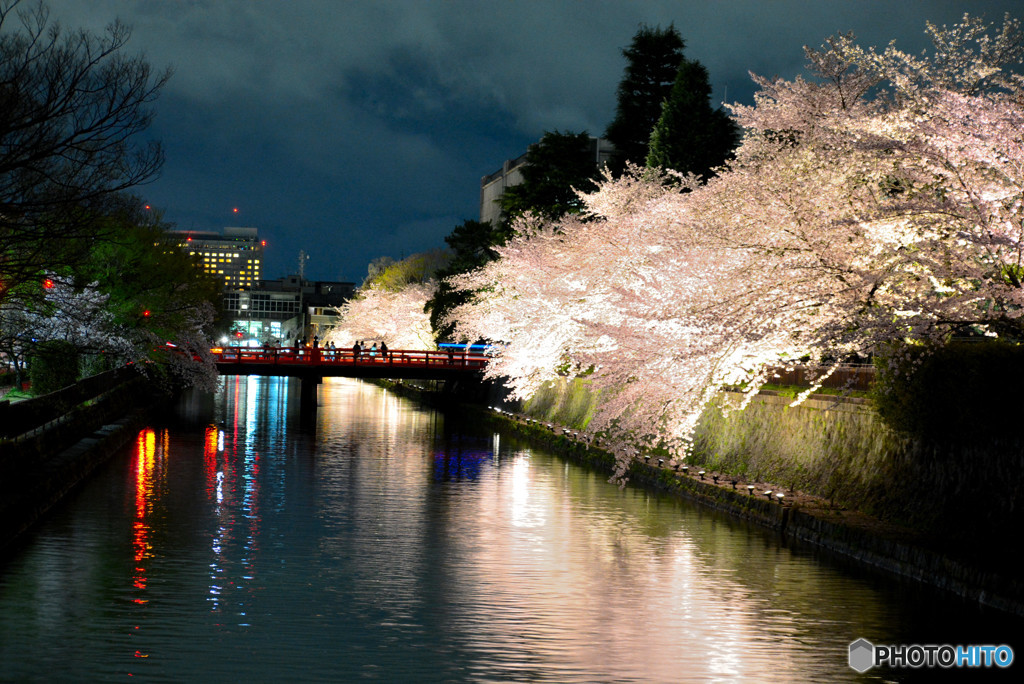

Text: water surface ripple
xmin=0 ymin=377 xmax=1018 ymax=682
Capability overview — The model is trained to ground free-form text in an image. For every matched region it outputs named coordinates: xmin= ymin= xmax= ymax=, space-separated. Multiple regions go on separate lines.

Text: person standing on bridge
xmin=352 ymin=341 xmax=361 ymax=362
xmin=380 ymin=341 xmax=388 ymax=362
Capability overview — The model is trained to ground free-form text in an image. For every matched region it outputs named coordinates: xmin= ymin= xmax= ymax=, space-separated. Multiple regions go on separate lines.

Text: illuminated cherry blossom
xmin=327 ymin=282 xmax=437 ymax=350
xmin=10 ymin=277 xmax=131 ymax=356
xmin=445 ymin=15 xmax=1024 ymax=464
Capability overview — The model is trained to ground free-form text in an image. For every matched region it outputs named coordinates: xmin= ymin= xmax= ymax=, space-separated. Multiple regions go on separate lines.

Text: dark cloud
xmin=30 ymin=0 xmax=1024 ymax=281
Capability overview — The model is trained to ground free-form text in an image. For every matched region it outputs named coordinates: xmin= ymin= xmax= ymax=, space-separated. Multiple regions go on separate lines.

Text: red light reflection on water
xmin=203 ymin=424 xmax=219 ymax=489
xmin=130 ymin=428 xmax=166 ymax=604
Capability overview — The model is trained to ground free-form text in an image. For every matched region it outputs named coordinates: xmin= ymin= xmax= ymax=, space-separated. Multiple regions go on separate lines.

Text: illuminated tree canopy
xmin=445 ymin=15 xmax=1024 ymax=461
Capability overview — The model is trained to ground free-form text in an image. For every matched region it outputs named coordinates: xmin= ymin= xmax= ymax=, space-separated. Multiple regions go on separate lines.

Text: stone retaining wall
xmin=0 ymin=375 xmax=161 ymax=551
xmin=480 ymin=408 xmax=1024 ymax=617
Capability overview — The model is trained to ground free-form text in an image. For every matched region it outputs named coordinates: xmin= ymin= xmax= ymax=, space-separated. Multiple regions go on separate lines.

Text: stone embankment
xmin=0 ymin=368 xmax=161 ymax=550
xmin=476 ymin=405 xmax=1024 ymax=618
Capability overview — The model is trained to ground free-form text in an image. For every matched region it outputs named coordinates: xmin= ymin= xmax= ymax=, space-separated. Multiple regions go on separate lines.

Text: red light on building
xmin=143 ymin=310 xmax=151 ymax=317
xmin=43 ymin=278 xmax=54 ymax=289
xmin=261 ymin=240 xmax=266 ymax=247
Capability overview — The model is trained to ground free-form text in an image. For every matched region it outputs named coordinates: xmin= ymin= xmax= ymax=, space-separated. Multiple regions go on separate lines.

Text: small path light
xmin=731 ymin=480 xmax=738 ymax=489
xmin=644 ymin=455 xmax=650 ymax=462
xmin=712 ymin=475 xmax=719 ymax=484
xmin=658 ymin=458 xmax=664 ymax=467
xmin=681 ymin=466 xmax=689 ymax=475
xmin=776 ymin=492 xmax=785 ymax=504
xmin=698 ymin=470 xmax=706 ymax=480
xmin=747 ymin=485 xmax=755 ymax=495
xmin=763 ymin=490 xmax=773 ymax=500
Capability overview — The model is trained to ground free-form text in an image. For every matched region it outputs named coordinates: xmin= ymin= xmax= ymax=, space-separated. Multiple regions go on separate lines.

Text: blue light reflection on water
xmin=0 ymin=376 xmax=1020 ymax=682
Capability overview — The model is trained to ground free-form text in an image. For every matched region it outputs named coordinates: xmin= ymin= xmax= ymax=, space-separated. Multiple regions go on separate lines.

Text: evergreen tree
xmin=646 ymin=59 xmax=740 ymax=180
xmin=499 ymin=131 xmax=602 ymax=221
xmin=425 ymin=219 xmax=513 ymax=340
xmin=604 ymin=24 xmax=686 ymax=174
xmin=81 ymin=198 xmax=223 ymax=352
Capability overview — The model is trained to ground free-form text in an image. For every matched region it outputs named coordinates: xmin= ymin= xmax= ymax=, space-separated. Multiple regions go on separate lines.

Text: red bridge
xmin=211 ymin=346 xmax=489 ymax=381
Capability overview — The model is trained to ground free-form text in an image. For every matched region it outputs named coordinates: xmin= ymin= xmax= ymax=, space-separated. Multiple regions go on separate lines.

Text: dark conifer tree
xmin=604 ymin=24 xmax=686 ymax=175
xmin=498 ymin=131 xmax=601 ymax=221
xmin=645 ymin=59 xmax=740 ymax=180
xmin=425 ymin=219 xmax=513 ymax=340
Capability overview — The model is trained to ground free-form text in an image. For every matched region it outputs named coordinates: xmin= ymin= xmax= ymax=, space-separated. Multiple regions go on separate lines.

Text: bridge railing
xmin=210 ymin=346 xmax=490 ymax=370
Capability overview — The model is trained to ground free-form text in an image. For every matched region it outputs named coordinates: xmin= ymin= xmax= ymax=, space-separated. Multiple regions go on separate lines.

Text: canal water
xmin=0 ymin=376 xmax=1019 ymax=682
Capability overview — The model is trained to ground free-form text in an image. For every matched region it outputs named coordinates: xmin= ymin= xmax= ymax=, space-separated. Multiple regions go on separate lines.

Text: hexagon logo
xmin=849 ymin=638 xmax=875 ymax=673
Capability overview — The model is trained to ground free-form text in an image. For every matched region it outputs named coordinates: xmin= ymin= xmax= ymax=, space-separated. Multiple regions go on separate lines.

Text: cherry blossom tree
xmin=1 ymin=274 xmax=219 ymax=391
xmin=326 ymin=282 xmax=437 ymax=350
xmin=445 ymin=14 xmax=1024 ymax=468
xmin=0 ymin=275 xmax=130 ymax=384
xmin=24 ymin=277 xmax=130 ymax=348
xmin=147 ymin=300 xmax=219 ymax=392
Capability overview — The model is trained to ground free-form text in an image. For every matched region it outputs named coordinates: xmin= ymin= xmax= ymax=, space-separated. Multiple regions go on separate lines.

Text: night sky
xmin=37 ymin=0 xmax=1024 ymax=283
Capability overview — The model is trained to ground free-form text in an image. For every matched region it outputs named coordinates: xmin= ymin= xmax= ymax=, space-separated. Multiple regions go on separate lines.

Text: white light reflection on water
xmin=0 ymin=376 xmax=1020 ymax=683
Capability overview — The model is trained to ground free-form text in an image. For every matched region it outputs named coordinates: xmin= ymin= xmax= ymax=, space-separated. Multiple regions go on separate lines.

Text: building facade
xmin=166 ymin=226 xmax=264 ymax=290
xmin=222 ymin=275 xmax=355 ymax=346
xmin=165 ymin=226 xmax=353 ymax=346
xmin=479 ymin=151 xmax=529 ymax=226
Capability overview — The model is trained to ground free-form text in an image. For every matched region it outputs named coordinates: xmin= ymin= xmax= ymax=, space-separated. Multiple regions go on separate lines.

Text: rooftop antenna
xmin=297 ymin=249 xmax=310 ymax=341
